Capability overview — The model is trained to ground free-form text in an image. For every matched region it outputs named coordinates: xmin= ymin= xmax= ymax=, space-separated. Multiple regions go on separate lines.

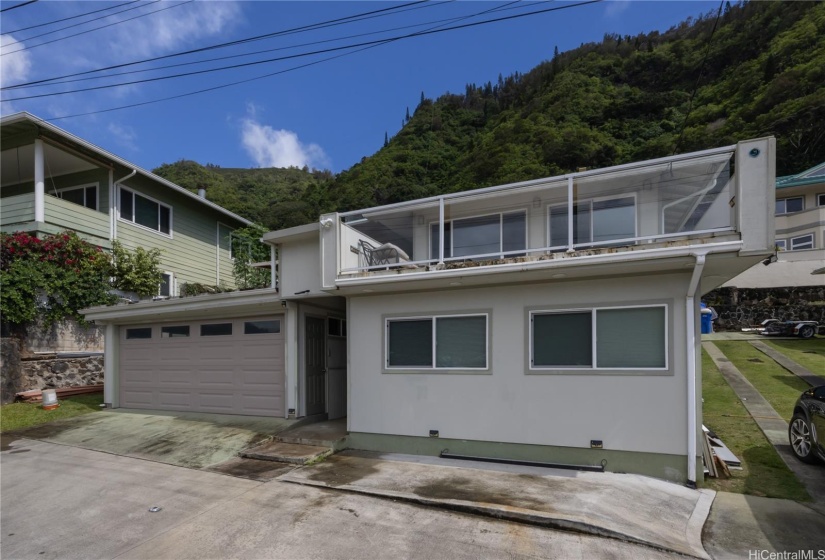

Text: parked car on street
xmin=761 ymin=319 xmax=820 ymax=339
xmin=789 ymin=386 xmax=825 ymax=464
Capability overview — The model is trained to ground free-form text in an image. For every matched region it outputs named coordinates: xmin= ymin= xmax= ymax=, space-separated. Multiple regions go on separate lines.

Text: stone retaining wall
xmin=20 ymin=355 xmax=104 ymax=392
xmin=703 ymin=286 xmax=825 ymax=331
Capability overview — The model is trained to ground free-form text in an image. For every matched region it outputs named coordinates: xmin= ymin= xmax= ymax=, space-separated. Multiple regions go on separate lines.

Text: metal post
xmin=438 ymin=196 xmax=445 ymax=265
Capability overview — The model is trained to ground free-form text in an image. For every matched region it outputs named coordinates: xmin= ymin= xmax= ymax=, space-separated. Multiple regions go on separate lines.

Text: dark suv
xmin=790 ymin=386 xmax=825 ymax=464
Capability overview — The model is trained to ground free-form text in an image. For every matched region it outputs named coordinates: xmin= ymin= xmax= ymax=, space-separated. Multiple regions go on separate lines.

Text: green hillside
xmin=155 ymin=1 xmax=825 ymax=222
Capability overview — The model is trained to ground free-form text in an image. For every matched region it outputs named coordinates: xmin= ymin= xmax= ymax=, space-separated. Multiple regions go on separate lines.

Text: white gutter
xmin=685 ymin=252 xmax=707 ymax=488
xmin=112 ymin=169 xmax=136 ymax=241
xmin=335 ymin=240 xmax=743 ymax=287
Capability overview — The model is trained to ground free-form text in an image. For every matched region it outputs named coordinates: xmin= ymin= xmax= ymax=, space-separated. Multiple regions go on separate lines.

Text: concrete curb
xmin=280 ymin=475 xmax=712 ymax=559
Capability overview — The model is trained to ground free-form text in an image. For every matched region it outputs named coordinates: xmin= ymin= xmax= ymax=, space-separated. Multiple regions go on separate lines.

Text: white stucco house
xmin=83 ymin=137 xmax=776 ymax=485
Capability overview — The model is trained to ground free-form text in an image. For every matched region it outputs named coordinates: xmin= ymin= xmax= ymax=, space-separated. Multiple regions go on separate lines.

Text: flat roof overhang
xmin=82 ymin=289 xmax=282 ymax=325
xmin=328 ymin=238 xmax=765 ymax=296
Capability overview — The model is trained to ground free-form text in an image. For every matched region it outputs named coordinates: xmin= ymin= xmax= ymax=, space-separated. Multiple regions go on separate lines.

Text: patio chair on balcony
xmin=359 ymin=239 xmax=411 ymax=269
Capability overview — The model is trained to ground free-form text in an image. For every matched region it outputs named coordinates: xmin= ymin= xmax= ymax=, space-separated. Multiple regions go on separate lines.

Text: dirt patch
xmin=206 ymin=457 xmax=294 ymax=481
xmin=10 ymin=415 xmax=95 ymax=440
xmin=413 ymin=475 xmax=549 ymax=510
xmin=1 ymin=434 xmax=25 ymax=452
xmin=305 ymin=456 xmax=380 ymax=487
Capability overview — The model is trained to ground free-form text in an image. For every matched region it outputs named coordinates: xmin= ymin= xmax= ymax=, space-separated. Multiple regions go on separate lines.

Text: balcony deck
xmin=1 ymin=192 xmax=110 ymax=245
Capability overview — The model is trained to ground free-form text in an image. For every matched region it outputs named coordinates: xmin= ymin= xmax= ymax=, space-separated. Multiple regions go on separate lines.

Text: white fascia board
xmin=261 ymin=222 xmax=320 ymax=244
xmin=1 ymin=112 xmax=253 ymax=227
xmin=82 ymin=289 xmax=281 ymax=323
xmin=334 ymin=240 xmax=745 ymax=288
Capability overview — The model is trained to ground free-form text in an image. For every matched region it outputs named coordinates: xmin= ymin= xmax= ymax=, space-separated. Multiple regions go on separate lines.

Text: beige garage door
xmin=120 ymin=316 xmax=285 ymax=417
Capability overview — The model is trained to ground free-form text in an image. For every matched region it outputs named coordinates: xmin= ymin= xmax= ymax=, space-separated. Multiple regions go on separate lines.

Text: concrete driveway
xmin=1 ymin=438 xmax=677 ymax=560
xmin=8 ymin=409 xmax=297 ymax=469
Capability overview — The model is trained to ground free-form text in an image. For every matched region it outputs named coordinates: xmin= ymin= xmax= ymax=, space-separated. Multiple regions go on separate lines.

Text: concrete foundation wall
xmin=23 ymin=318 xmax=104 ymax=354
xmin=347 ymin=273 xmax=693 ymax=458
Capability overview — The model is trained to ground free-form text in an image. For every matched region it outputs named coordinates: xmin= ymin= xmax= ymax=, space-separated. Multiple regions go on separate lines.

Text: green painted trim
xmin=347 ymin=432 xmax=698 ymax=484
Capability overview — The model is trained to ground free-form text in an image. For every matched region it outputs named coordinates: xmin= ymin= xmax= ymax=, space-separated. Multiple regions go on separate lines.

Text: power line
xmin=1 ymin=1 xmax=150 ymax=48
xmin=673 ymin=1 xmax=724 ymax=155
xmin=2 ymin=0 xmax=432 ymax=86
xmin=4 ymin=0 xmax=601 ymax=103
xmin=12 ymin=0 xmax=543 ymax=91
xmin=1 ymin=0 xmax=193 ymax=56
xmin=0 ymin=0 xmax=38 ymax=14
xmin=1 ymin=1 xmax=140 ymax=35
xmin=43 ymin=0 xmax=602 ymax=121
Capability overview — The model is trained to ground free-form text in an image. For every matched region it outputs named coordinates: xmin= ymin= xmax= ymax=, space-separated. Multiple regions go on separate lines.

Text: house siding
xmin=347 ymin=272 xmax=693 ymax=458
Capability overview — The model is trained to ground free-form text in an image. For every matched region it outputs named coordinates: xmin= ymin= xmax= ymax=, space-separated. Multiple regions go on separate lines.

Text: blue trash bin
xmin=701 ymin=308 xmax=714 ymax=334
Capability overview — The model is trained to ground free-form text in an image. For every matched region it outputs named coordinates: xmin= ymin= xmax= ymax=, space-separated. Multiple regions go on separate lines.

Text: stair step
xmin=240 ymin=441 xmax=332 ymax=465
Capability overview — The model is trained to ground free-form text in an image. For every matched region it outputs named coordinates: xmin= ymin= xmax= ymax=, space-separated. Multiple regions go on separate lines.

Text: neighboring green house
xmin=1 ymin=112 xmax=253 ymax=295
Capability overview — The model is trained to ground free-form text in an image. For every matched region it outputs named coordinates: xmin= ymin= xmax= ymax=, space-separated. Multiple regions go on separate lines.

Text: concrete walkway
xmin=749 ymin=339 xmax=825 ymax=386
xmin=279 ymin=450 xmax=715 ymax=559
xmin=703 ymin=342 xmax=825 ymax=513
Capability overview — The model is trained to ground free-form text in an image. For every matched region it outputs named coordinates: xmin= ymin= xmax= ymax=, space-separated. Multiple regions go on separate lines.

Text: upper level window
xmin=789 ymin=233 xmax=814 ymax=251
xmin=430 ymin=210 xmax=526 ymax=260
xmin=56 ymin=184 xmax=97 ymax=210
xmin=119 ymin=187 xmax=171 ymax=235
xmin=776 ymin=197 xmax=803 ymax=215
xmin=817 ymin=193 xmax=825 ymax=207
xmin=548 ymin=196 xmax=636 ymax=248
xmin=775 ymin=239 xmax=787 ymax=251
xmin=386 ymin=314 xmax=488 ymax=370
xmin=159 ymin=272 xmax=174 ymax=297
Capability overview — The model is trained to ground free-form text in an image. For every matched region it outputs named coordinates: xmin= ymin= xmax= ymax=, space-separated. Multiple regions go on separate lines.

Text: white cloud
xmin=0 ymin=34 xmax=32 ymax=87
xmin=241 ymin=118 xmax=329 ymax=170
xmin=108 ymin=122 xmax=139 ymax=152
xmin=604 ymin=0 xmax=631 ymax=18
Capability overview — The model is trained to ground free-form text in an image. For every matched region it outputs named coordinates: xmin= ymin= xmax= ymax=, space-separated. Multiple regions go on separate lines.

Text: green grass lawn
xmin=1 ymin=394 xmax=103 ymax=433
xmin=764 ymin=338 xmax=825 ymax=376
xmin=701 ymin=349 xmax=810 ymax=500
xmin=714 ymin=341 xmax=811 ymax=422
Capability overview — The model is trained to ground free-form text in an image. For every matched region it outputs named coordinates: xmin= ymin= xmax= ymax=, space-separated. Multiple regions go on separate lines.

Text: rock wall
xmin=703 ymin=286 xmax=825 ymax=331
xmin=1 ymin=338 xmax=22 ymax=404
xmin=19 ymin=355 xmax=104 ymax=392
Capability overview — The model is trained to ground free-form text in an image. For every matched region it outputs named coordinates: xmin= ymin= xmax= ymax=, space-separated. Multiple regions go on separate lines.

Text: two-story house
xmin=723 ymin=161 xmax=825 ymax=288
xmin=83 ymin=138 xmax=775 ymax=486
xmin=1 ymin=112 xmax=253 ymax=296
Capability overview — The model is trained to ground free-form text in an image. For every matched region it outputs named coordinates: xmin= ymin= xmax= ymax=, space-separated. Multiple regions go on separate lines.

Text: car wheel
xmin=789 ymin=413 xmax=818 ymax=464
xmin=797 ymin=325 xmax=815 ymax=339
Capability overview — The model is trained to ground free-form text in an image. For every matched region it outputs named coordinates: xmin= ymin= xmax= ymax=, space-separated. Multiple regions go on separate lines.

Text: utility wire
xmin=1 ymin=0 xmax=193 ymax=56
xmin=1 ymin=0 xmax=152 ymax=48
xmin=14 ymin=0 xmax=543 ymax=91
xmin=44 ymin=0 xmax=601 ymax=121
xmin=2 ymin=0 xmax=431 ymax=85
xmin=1 ymin=0 xmax=140 ymax=35
xmin=0 ymin=0 xmax=38 ymax=14
xmin=4 ymin=0 xmax=601 ymax=103
xmin=673 ymin=1 xmax=724 ymax=155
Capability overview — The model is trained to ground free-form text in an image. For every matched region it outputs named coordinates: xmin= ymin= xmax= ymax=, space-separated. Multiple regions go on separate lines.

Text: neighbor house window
xmin=548 ymin=196 xmax=636 ymax=248
xmin=386 ymin=314 xmax=488 ymax=370
xmin=817 ymin=193 xmax=825 ymax=207
xmin=56 ymin=184 xmax=97 ymax=210
xmin=125 ymin=327 xmax=152 ymax=339
xmin=775 ymin=239 xmax=787 ymax=251
xmin=530 ymin=305 xmax=667 ymax=370
xmin=159 ymin=272 xmax=174 ymax=297
xmin=201 ymin=323 xmax=232 ymax=336
xmin=775 ymin=197 xmax=803 ymax=215
xmin=119 ymin=187 xmax=171 ymax=235
xmin=789 ymin=233 xmax=814 ymax=251
xmin=430 ymin=211 xmax=526 ymax=260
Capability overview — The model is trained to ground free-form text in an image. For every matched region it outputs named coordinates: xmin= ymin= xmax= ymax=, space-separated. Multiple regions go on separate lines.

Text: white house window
xmin=328 ymin=318 xmax=347 ymax=337
xmin=789 ymin=233 xmax=814 ymax=251
xmin=775 ymin=197 xmax=803 ymax=215
xmin=56 ymin=184 xmax=98 ymax=210
xmin=430 ymin=211 xmax=526 ymax=259
xmin=119 ymin=187 xmax=171 ymax=235
xmin=817 ymin=193 xmax=825 ymax=206
xmin=548 ymin=195 xmax=636 ymax=247
xmin=386 ymin=314 xmax=488 ymax=369
xmin=530 ymin=305 xmax=667 ymax=370
xmin=775 ymin=239 xmax=787 ymax=251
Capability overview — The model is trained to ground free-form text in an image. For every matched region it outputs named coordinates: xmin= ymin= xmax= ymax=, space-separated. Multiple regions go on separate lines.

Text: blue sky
xmin=1 ymin=1 xmax=717 ymax=173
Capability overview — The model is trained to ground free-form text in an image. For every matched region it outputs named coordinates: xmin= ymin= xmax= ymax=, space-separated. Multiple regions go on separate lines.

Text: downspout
xmin=685 ymin=252 xmax=706 ymax=488
xmin=112 ymin=169 xmax=137 ymax=241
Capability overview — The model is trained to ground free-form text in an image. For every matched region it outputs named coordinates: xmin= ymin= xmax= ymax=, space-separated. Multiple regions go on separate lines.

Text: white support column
xmin=34 ymin=139 xmax=45 ymax=224
xmin=284 ymin=301 xmax=299 ymax=418
xmin=108 ymin=168 xmax=115 ymax=241
xmin=438 ymin=197 xmax=445 ymax=265
xmin=103 ymin=323 xmax=119 ymax=408
xmin=271 ymin=244 xmax=277 ymax=290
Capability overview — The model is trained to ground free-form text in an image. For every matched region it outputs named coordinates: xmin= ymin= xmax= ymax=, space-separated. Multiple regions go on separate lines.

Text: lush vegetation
xmin=701 ymin=349 xmax=809 ymax=500
xmin=155 ymin=1 xmax=825 ymax=219
xmin=1 ymin=394 xmax=103 ymax=433
xmin=0 ymin=231 xmax=162 ymax=327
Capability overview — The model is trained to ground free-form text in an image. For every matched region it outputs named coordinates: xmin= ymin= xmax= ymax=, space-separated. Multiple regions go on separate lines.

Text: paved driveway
xmin=1 ymin=438 xmax=676 ymax=560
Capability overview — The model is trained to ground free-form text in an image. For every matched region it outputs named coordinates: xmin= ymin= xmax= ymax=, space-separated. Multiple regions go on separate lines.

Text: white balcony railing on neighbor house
xmin=333 ymin=146 xmax=739 ymax=277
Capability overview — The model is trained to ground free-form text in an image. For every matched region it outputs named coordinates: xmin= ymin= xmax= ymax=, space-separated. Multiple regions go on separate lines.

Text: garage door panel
xmin=120 ymin=315 xmax=285 ymax=417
